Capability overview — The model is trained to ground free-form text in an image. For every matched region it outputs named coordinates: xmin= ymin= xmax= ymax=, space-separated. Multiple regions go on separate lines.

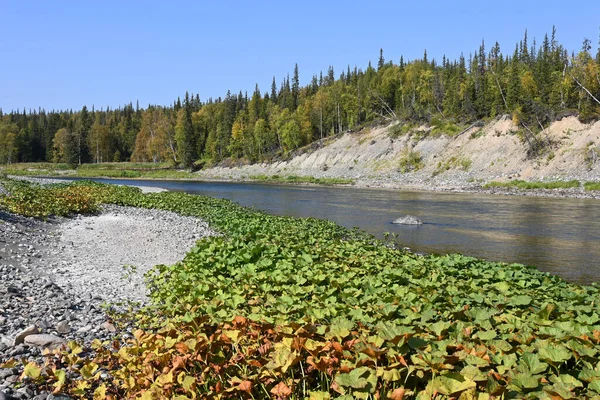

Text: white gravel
xmin=50 ymin=205 xmax=215 ymax=304
xmin=1 ymin=176 xmax=216 ymax=305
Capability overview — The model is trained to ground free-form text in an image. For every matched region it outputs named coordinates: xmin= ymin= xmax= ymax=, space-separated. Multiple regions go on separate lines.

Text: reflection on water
xmin=61 ymin=178 xmax=600 ymax=285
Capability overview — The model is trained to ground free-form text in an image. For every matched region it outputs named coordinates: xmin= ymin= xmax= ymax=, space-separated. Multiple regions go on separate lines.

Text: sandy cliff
xmin=197 ymin=116 xmax=600 ymax=189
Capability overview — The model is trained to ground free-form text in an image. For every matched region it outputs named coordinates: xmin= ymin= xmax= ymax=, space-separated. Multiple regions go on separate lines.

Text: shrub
xmin=398 ymin=148 xmax=423 ymax=172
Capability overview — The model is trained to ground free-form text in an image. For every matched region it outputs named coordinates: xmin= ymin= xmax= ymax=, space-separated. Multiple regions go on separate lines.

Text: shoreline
xmin=14 ymin=172 xmax=600 ymax=200
xmin=2 ymin=177 xmax=600 ymax=398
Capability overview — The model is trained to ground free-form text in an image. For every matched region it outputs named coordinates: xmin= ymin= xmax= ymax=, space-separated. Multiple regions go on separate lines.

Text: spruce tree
xmin=271 ymin=76 xmax=278 ymax=103
xmin=292 ymin=63 xmax=300 ymax=110
xmin=176 ymin=98 xmax=194 ymax=168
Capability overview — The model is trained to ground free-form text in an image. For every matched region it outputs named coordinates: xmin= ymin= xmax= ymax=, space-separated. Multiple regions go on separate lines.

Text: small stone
xmin=47 ymin=394 xmax=73 ymax=400
xmin=55 ymin=321 xmax=70 ymax=334
xmin=23 ymin=334 xmax=67 ymax=350
xmin=0 ymin=369 xmax=18 ymax=379
xmin=13 ymin=325 xmax=39 ymax=346
xmin=76 ymin=325 xmax=92 ymax=333
xmin=16 ymin=387 xmax=34 ymax=397
xmin=102 ymin=321 xmax=116 ymax=333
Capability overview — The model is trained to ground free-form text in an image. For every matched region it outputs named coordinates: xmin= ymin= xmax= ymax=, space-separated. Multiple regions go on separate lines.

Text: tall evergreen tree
xmin=378 ymin=48 xmax=385 ymax=70
xmin=292 ymin=64 xmax=300 ymax=110
xmin=175 ymin=98 xmax=194 ymax=168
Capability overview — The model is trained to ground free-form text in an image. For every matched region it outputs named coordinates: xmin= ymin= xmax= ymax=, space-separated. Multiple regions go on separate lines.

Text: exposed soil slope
xmin=196 ymin=116 xmax=600 ymax=191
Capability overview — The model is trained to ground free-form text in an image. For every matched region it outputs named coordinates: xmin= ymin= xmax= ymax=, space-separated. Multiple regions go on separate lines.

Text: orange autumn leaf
xmin=239 ymin=380 xmax=252 ymax=394
xmin=270 ymin=382 xmax=292 ymax=398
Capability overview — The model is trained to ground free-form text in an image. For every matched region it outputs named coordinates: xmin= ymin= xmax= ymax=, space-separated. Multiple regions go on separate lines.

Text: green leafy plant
xmin=4 ymin=179 xmax=600 ymax=399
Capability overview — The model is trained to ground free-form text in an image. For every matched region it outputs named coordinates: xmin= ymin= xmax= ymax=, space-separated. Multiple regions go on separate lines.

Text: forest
xmin=1 ymin=27 xmax=599 ymax=168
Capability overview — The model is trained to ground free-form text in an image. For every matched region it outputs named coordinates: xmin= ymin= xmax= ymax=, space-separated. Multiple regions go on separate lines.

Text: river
xmin=57 ymin=178 xmax=600 ymax=285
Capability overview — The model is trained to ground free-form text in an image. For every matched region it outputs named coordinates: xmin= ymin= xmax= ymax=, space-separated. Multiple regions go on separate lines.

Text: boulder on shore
xmin=392 ymin=215 xmax=423 ymax=225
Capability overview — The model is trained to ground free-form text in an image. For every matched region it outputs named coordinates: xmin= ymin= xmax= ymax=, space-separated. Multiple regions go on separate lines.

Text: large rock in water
xmin=392 ymin=215 xmax=423 ymax=225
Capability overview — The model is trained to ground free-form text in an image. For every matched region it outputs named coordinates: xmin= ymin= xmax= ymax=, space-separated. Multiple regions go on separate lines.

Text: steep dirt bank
xmin=196 ymin=116 xmax=600 ymax=196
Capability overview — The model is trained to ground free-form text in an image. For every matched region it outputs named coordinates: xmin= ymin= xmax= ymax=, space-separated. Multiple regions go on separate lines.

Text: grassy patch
xmin=433 ymin=156 xmax=472 ymax=176
xmin=0 ymin=162 xmax=73 ymax=171
xmin=484 ymin=179 xmax=581 ymax=190
xmin=584 ymin=181 xmax=600 ymax=191
xmin=3 ymin=179 xmax=600 ymax=398
xmin=77 ymin=162 xmax=171 ymax=170
xmin=1 ymin=162 xmax=197 ymax=180
xmin=397 ymin=148 xmax=423 ymax=172
xmin=430 ymin=117 xmax=463 ymax=137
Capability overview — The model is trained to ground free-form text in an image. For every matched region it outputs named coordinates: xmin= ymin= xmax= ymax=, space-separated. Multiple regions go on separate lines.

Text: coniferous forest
xmin=1 ymin=28 xmax=599 ymax=167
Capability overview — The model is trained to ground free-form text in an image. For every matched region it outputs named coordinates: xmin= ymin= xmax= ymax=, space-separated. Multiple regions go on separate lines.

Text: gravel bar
xmin=0 ymin=178 xmax=215 ymax=399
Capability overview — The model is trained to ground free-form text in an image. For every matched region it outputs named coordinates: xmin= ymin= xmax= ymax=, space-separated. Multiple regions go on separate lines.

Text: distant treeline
xmin=1 ymin=27 xmax=599 ymax=167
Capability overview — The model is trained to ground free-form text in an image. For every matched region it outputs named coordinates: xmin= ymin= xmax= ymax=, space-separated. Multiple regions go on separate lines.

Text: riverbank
xmin=0 ymin=180 xmax=214 ymax=399
xmin=5 ymin=170 xmax=600 ymax=201
xmin=3 ymin=179 xmax=600 ymax=398
xmin=2 ymin=179 xmax=600 ymax=398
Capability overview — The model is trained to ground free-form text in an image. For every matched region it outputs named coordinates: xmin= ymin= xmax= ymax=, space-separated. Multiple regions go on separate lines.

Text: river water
xmin=59 ymin=178 xmax=600 ymax=285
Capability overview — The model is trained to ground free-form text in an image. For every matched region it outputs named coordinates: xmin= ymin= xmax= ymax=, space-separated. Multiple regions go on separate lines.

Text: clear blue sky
xmin=1 ymin=0 xmax=599 ymax=112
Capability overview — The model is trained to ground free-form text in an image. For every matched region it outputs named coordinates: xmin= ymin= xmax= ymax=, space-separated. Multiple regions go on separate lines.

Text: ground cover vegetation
xmin=3 ymin=179 xmax=600 ymax=398
xmin=483 ymin=180 xmax=583 ymax=190
xmin=1 ymin=28 xmax=600 ymax=169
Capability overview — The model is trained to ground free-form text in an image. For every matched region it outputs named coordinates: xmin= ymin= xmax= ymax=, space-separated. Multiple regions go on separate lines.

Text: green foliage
xmin=387 ymin=122 xmax=412 ymax=138
xmin=0 ymin=179 xmax=106 ymax=217
xmin=3 ymin=28 xmax=600 ymax=169
xmin=397 ymin=148 xmax=423 ymax=172
xmin=5 ymin=178 xmax=600 ymax=399
xmin=584 ymin=181 xmax=600 ymax=191
xmin=433 ymin=156 xmax=472 ymax=175
xmin=485 ymin=179 xmax=581 ymax=190
xmin=430 ymin=117 xmax=463 ymax=137
xmin=77 ymin=162 xmax=172 ymax=170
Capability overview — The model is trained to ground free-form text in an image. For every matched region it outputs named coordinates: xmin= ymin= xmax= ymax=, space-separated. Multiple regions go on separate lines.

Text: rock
xmin=16 ymin=387 xmax=34 ymax=397
xmin=23 ymin=334 xmax=66 ymax=350
xmin=0 ymin=369 xmax=18 ymax=379
xmin=13 ymin=325 xmax=39 ymax=346
xmin=47 ymin=394 xmax=73 ymax=400
xmin=0 ymin=336 xmax=13 ymax=347
xmin=392 ymin=215 xmax=423 ymax=225
xmin=55 ymin=321 xmax=70 ymax=334
xmin=102 ymin=321 xmax=116 ymax=333
xmin=0 ymin=392 xmax=17 ymax=400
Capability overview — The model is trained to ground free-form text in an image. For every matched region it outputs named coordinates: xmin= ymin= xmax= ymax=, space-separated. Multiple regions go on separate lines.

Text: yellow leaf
xmin=155 ymin=371 xmax=174 ymax=387
xmin=93 ymin=384 xmax=107 ymax=400
xmin=165 ymin=336 xmax=177 ymax=349
xmin=20 ymin=362 xmax=41 ymax=380
xmin=74 ymin=380 xmax=91 ymax=394
xmin=68 ymin=341 xmax=83 ymax=355
xmin=182 ymin=375 xmax=196 ymax=393
xmin=223 ymin=329 xmax=241 ymax=343
xmin=80 ymin=362 xmax=99 ymax=380
xmin=53 ymin=370 xmax=66 ymax=394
